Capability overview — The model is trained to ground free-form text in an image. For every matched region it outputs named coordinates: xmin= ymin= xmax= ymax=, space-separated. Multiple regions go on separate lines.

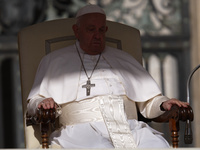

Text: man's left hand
xmin=162 ymin=98 xmax=189 ymax=111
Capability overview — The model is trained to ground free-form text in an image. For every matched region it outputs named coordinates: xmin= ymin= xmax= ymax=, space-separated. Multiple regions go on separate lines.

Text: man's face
xmin=73 ymin=13 xmax=108 ymax=55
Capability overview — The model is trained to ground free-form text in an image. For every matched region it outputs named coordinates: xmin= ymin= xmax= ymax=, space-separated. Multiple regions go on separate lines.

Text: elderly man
xmin=27 ymin=4 xmax=189 ymax=148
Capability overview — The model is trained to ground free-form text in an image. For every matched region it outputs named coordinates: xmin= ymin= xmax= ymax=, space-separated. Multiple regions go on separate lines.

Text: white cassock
xmin=27 ymin=41 xmax=170 ymax=148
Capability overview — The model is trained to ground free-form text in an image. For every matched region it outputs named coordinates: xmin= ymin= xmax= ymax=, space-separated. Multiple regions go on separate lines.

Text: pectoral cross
xmin=82 ymin=79 xmax=95 ymax=96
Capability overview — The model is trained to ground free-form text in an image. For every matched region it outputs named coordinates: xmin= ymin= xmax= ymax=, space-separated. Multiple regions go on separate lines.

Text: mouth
xmin=92 ymin=41 xmax=102 ymax=46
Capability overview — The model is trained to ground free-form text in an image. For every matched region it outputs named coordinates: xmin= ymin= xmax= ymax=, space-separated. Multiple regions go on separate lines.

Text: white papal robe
xmin=27 ymin=41 xmax=170 ymax=148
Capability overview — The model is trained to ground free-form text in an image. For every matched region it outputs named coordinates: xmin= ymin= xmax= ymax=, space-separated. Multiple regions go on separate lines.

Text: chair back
xmin=18 ymin=18 xmax=142 ymax=148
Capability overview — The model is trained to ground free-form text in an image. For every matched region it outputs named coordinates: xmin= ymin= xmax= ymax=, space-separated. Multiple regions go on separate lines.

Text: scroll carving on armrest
xmin=26 ymin=107 xmax=56 ymax=125
xmin=151 ymin=105 xmax=193 ymax=123
xmin=152 ymin=105 xmax=180 ymax=122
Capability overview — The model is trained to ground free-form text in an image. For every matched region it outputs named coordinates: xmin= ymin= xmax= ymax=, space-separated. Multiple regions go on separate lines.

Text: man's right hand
xmin=38 ymin=98 xmax=56 ymax=109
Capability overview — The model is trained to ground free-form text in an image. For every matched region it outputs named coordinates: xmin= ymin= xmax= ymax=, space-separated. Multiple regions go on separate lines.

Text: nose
xmin=94 ymin=30 xmax=101 ymax=39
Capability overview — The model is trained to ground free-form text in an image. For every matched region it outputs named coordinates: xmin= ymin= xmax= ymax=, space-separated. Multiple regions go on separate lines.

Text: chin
xmin=94 ymin=48 xmax=104 ymax=53
xmin=88 ymin=49 xmax=103 ymax=55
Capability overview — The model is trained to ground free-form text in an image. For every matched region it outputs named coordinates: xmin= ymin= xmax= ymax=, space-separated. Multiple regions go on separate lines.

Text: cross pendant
xmin=82 ymin=79 xmax=95 ymax=96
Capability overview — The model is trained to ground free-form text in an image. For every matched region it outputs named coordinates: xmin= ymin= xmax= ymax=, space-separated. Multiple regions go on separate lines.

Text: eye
xmin=87 ymin=27 xmax=96 ymax=33
xmin=99 ymin=27 xmax=106 ymax=33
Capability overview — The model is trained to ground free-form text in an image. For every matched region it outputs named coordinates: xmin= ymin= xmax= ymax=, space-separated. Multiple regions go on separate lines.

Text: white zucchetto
xmin=76 ymin=4 xmax=106 ymax=18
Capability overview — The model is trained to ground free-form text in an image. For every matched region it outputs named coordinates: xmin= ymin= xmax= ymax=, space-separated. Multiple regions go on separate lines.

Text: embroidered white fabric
xmin=98 ymin=95 xmax=137 ymax=148
xmin=50 ymin=95 xmax=170 ymax=148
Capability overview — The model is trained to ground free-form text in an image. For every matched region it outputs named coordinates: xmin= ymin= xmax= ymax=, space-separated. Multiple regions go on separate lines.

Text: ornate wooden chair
xmin=18 ymin=18 xmax=193 ymax=149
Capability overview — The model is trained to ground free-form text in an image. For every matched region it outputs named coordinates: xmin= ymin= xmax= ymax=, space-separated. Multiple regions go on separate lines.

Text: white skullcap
xmin=76 ymin=4 xmax=106 ymax=18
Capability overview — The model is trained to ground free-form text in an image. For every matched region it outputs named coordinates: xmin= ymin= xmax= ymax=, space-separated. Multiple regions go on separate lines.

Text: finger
xmin=46 ymin=98 xmax=55 ymax=108
xmin=42 ymin=102 xmax=49 ymax=109
xmin=166 ymin=104 xmax=172 ymax=111
xmin=38 ymin=101 xmax=49 ymax=109
xmin=173 ymin=100 xmax=188 ymax=107
xmin=180 ymin=102 xmax=189 ymax=107
xmin=43 ymin=101 xmax=51 ymax=109
xmin=170 ymin=99 xmax=189 ymax=108
xmin=48 ymin=98 xmax=55 ymax=108
xmin=170 ymin=99 xmax=183 ymax=107
xmin=162 ymin=102 xmax=171 ymax=111
xmin=37 ymin=98 xmax=55 ymax=109
xmin=38 ymin=103 xmax=42 ymax=108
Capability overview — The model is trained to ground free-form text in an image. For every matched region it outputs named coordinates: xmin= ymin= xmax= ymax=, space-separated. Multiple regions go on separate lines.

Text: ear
xmin=105 ymin=26 xmax=108 ymax=33
xmin=72 ymin=24 xmax=79 ymax=39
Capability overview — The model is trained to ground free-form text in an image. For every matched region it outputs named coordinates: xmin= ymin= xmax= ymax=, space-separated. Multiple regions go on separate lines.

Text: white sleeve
xmin=136 ymin=95 xmax=169 ymax=119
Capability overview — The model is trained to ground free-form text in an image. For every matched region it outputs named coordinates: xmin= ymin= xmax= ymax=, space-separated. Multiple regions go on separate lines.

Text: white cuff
xmin=27 ymin=95 xmax=46 ymax=116
xmin=137 ymin=95 xmax=169 ymax=119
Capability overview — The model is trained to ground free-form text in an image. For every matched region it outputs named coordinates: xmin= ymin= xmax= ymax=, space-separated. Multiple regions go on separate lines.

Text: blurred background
xmin=0 ymin=0 xmax=199 ymax=148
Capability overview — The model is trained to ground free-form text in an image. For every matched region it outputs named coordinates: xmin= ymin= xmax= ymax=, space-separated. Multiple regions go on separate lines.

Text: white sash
xmin=97 ymin=95 xmax=137 ymax=148
xmin=59 ymin=95 xmax=137 ymax=148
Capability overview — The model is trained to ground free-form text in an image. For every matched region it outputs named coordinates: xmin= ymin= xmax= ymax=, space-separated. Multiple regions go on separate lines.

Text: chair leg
xmin=37 ymin=108 xmax=56 ymax=148
xmin=41 ymin=122 xmax=49 ymax=148
xmin=169 ymin=118 xmax=179 ymax=148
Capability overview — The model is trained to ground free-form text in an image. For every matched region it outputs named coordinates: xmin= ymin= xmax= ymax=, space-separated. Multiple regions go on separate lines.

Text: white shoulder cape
xmin=28 ymin=44 xmax=161 ymax=104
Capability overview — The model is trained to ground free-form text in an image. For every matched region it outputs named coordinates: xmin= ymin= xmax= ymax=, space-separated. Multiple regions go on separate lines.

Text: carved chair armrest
xmin=26 ymin=108 xmax=56 ymax=149
xmin=151 ymin=105 xmax=194 ymax=148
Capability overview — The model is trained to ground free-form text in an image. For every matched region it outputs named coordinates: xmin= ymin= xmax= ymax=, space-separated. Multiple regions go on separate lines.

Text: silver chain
xmin=75 ymin=43 xmax=102 ymax=80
